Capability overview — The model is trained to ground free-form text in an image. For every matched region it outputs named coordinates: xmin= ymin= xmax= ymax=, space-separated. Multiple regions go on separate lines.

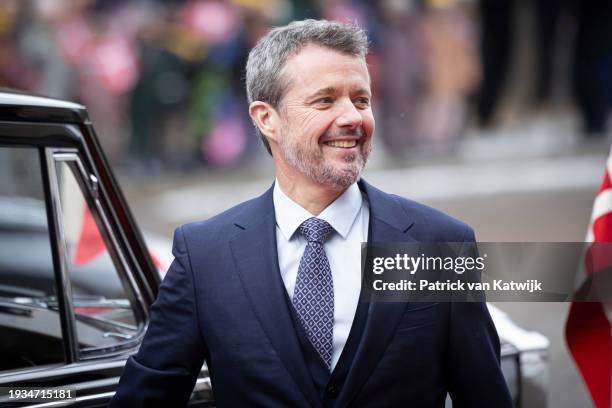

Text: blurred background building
xmin=2 ymin=0 xmax=612 ymax=406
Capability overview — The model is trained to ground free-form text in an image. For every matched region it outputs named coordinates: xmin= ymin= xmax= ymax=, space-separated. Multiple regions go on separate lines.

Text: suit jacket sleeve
xmin=110 ymin=226 xmax=207 ymax=407
xmin=446 ymin=227 xmax=513 ymax=407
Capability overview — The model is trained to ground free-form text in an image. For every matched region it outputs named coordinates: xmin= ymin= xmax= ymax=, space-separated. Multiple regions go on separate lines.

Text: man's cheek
xmin=365 ymin=117 xmax=375 ymax=138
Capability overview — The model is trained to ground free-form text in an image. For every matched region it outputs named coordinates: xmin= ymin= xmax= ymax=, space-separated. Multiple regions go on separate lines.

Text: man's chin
xmin=317 ymin=165 xmax=363 ymax=188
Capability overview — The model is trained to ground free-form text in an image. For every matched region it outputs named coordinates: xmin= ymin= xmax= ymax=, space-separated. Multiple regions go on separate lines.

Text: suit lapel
xmin=336 ymin=180 xmax=418 ymax=407
xmin=229 ymin=186 xmax=321 ymax=408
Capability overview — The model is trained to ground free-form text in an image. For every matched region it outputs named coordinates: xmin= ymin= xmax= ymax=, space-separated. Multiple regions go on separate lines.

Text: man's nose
xmin=335 ymin=98 xmax=363 ymax=128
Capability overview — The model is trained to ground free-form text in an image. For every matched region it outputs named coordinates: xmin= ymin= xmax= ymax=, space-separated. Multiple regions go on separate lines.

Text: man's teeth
xmin=326 ymin=140 xmax=357 ymax=148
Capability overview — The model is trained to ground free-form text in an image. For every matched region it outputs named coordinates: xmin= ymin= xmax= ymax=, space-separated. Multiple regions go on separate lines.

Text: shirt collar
xmin=273 ymin=180 xmax=363 ymax=241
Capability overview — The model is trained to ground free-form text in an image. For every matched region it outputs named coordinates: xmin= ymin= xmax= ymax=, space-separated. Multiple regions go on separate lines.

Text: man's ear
xmin=249 ymin=101 xmax=281 ymax=143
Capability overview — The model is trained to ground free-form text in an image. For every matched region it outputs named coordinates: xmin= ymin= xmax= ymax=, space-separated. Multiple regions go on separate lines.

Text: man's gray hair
xmin=245 ymin=19 xmax=369 ymax=155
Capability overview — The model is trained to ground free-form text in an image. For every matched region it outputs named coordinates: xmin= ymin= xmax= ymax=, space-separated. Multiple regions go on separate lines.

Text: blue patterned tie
xmin=293 ymin=217 xmax=335 ymax=369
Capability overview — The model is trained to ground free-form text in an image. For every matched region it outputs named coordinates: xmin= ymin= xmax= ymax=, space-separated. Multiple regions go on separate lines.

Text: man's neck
xmin=275 ymin=172 xmax=346 ymax=216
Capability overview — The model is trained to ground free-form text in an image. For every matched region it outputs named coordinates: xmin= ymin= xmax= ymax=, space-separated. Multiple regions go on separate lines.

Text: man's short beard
xmin=278 ymin=127 xmax=371 ymax=188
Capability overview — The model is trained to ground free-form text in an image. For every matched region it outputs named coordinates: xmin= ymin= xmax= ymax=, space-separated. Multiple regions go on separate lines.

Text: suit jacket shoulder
xmin=360 ymin=180 xmax=475 ymax=243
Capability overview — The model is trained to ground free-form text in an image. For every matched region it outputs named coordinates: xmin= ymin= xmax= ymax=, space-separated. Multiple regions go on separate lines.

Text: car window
xmin=54 ymin=159 xmax=139 ymax=352
xmin=0 ymin=146 xmax=65 ymax=372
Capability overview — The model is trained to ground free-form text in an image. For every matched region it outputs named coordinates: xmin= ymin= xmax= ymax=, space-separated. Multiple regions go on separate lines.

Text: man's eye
xmin=317 ymin=97 xmax=334 ymax=104
xmin=354 ymin=97 xmax=370 ymax=107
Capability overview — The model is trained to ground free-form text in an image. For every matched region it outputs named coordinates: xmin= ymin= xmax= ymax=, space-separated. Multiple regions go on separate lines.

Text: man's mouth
xmin=324 ymin=140 xmax=358 ymax=148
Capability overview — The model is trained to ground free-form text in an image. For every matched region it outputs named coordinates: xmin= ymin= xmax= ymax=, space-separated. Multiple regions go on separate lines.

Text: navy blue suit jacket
xmin=110 ymin=180 xmax=512 ymax=407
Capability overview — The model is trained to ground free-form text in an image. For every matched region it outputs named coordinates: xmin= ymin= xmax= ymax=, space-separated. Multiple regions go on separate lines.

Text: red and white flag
xmin=566 ymin=147 xmax=612 ymax=408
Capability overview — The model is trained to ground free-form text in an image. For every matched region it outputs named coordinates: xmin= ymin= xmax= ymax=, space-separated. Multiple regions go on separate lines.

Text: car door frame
xmin=0 ymin=120 xmax=212 ymax=406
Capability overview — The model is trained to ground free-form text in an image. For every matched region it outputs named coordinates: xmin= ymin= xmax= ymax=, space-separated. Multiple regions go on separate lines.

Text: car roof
xmin=0 ymin=88 xmax=88 ymax=124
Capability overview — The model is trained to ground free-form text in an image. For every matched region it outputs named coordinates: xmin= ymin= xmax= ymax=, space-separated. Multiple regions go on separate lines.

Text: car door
xmin=0 ymin=120 xmax=212 ymax=406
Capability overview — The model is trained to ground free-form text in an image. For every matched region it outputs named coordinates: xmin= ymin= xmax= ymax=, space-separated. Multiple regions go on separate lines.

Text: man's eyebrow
xmin=307 ymin=87 xmax=337 ymax=99
xmin=306 ymin=86 xmax=372 ymax=100
xmin=352 ymin=88 xmax=372 ymax=97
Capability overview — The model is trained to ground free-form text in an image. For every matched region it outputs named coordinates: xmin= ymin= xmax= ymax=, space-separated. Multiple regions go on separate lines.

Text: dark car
xmin=0 ymin=89 xmax=212 ymax=406
xmin=0 ymin=89 xmax=547 ymax=407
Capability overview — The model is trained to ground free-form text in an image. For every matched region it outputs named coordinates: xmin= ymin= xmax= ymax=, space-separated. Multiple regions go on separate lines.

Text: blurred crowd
xmin=0 ymin=0 xmax=611 ymax=171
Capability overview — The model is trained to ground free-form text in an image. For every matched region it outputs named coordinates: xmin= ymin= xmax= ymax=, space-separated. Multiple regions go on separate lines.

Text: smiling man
xmin=111 ymin=20 xmax=512 ymax=407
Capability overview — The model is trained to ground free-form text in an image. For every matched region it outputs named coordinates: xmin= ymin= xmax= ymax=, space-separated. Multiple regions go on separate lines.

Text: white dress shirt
xmin=273 ymin=181 xmax=369 ymax=370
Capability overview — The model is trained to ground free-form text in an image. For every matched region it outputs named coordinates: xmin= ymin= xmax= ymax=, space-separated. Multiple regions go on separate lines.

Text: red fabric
xmin=566 ymin=151 xmax=612 ymax=408
xmin=592 ymin=213 xmax=612 ymax=244
xmin=73 ymin=207 xmax=106 ymax=266
xmin=601 ymin=169 xmax=611 ymax=192
xmin=566 ymin=302 xmax=612 ymax=408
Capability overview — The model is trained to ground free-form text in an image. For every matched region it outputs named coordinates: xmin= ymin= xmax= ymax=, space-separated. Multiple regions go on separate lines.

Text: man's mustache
xmin=322 ymin=127 xmax=365 ymax=139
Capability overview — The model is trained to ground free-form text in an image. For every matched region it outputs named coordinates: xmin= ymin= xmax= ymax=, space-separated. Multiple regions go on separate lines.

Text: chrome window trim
xmin=46 ymin=148 xmax=147 ymax=359
xmin=57 ymin=148 xmax=149 ymax=322
xmin=45 ymin=148 xmax=79 ymax=364
xmin=53 ymin=151 xmax=147 ymax=311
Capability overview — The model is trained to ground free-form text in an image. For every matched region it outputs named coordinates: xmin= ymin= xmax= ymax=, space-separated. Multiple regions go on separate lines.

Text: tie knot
xmin=298 ymin=217 xmax=334 ymax=243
